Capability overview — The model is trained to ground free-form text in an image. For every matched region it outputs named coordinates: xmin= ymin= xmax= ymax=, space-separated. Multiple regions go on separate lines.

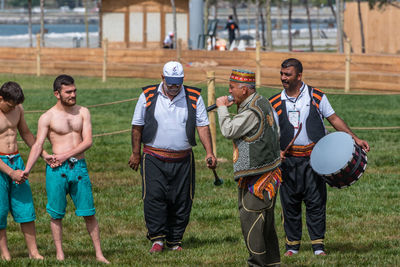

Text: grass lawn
xmin=0 ymin=73 xmax=399 ymax=266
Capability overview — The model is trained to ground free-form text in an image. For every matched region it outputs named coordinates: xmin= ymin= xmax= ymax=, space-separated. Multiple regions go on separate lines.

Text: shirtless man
xmin=0 ymin=81 xmax=44 ymax=261
xmin=23 ymin=75 xmax=109 ymax=264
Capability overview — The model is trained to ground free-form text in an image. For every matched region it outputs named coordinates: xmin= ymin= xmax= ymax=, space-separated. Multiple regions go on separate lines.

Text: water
xmin=0 ymin=23 xmax=98 ymax=36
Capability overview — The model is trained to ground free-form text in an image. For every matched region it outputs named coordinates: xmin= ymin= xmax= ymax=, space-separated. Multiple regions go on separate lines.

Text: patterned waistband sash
xmin=238 ymin=168 xmax=282 ymax=200
xmin=287 ymin=143 xmax=315 ymax=157
xmin=143 ymin=145 xmax=192 ymax=162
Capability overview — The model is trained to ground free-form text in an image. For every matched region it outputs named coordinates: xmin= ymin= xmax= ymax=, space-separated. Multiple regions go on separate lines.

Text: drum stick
xmin=207 ymin=158 xmax=223 ymax=186
xmin=282 ymin=123 xmax=303 ymax=156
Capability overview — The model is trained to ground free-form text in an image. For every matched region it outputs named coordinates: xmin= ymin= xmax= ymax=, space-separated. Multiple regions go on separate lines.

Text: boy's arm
xmin=17 ymin=105 xmax=53 ymax=164
xmin=24 ymin=113 xmax=51 ymax=174
xmin=53 ymin=107 xmax=92 ymax=164
xmin=0 ymin=158 xmax=26 ymax=183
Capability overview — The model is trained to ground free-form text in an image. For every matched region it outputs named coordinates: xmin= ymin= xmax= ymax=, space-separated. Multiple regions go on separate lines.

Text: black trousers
xmin=140 ymin=153 xmax=195 ymax=247
xmin=280 ymin=156 xmax=326 ymax=252
xmin=238 ymin=186 xmax=281 ymax=267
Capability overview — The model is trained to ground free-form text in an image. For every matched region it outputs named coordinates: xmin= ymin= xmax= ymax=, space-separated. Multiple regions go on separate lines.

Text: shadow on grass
xmin=184 ymin=235 xmax=241 ymax=249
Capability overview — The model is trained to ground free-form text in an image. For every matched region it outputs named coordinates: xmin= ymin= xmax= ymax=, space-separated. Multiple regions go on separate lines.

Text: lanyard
xmin=284 ymin=83 xmax=305 ymax=110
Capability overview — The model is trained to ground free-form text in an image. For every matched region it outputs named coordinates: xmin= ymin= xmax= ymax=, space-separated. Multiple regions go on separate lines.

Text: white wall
xmin=165 ymin=13 xmax=188 ymax=42
xmin=130 ymin=12 xmax=143 ymax=42
xmin=103 ymin=13 xmax=124 ymax=42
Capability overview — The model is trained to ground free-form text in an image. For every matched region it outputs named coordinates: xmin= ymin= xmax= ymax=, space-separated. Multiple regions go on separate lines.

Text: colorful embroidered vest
xmin=141 ymin=84 xmax=201 ymax=147
xmin=269 ymin=86 xmax=326 ymax=150
xmin=233 ymin=93 xmax=281 ymax=180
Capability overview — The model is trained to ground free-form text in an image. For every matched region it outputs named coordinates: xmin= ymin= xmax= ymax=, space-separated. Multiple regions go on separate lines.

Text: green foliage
xmin=1 ymin=73 xmax=399 ymax=265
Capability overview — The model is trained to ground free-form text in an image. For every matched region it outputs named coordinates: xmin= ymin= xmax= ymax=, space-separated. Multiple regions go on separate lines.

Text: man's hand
xmin=9 ymin=169 xmax=27 ymax=184
xmin=216 ymin=96 xmax=234 ymax=107
xmin=205 ymin=154 xmax=217 ymax=169
xmin=280 ymin=150 xmax=286 ymax=161
xmin=52 ymin=154 xmax=68 ymax=168
xmin=354 ymin=137 xmax=370 ymax=153
xmin=128 ymin=152 xmax=141 ymax=171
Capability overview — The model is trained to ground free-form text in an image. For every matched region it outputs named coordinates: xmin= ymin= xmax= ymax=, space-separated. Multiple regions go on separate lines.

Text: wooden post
xmin=256 ymin=41 xmax=261 ymax=88
xmin=84 ymin=0 xmax=89 ymax=48
xmin=36 ymin=33 xmax=41 ymax=77
xmin=207 ymin=71 xmax=217 ymax=157
xmin=177 ymin=38 xmax=182 ymax=62
xmin=102 ymin=38 xmax=108 ymax=83
xmin=345 ymin=38 xmax=351 ymax=92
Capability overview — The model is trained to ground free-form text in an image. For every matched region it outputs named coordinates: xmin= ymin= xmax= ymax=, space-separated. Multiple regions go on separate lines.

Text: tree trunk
xmin=288 ymin=0 xmax=293 ymax=51
xmin=277 ymin=0 xmax=282 ymax=38
xmin=255 ymin=0 xmax=260 ymax=42
xmin=204 ymin=0 xmax=209 ymax=49
xmin=171 ymin=0 xmax=177 ymax=49
xmin=84 ymin=0 xmax=89 ymax=48
xmin=304 ymin=0 xmax=314 ymax=51
xmin=328 ymin=0 xmax=349 ymax=52
xmin=40 ymin=0 xmax=45 ymax=47
xmin=98 ymin=0 xmax=102 ymax=48
xmin=266 ymin=0 xmax=273 ymax=50
xmin=232 ymin=0 xmax=240 ymax=37
xmin=213 ymin=1 xmax=218 ymax=19
xmin=28 ymin=0 xmax=32 ymax=47
xmin=260 ymin=5 xmax=266 ymax=50
xmin=357 ymin=0 xmax=366 ymax=53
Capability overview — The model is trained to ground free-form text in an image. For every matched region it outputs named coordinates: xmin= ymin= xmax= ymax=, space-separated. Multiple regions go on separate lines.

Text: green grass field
xmin=0 ymin=74 xmax=399 ymax=266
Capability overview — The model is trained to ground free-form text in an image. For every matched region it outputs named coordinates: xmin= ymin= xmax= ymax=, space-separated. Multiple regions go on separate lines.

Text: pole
xmin=177 ymin=38 xmax=182 ymax=62
xmin=84 ymin=0 xmax=90 ymax=48
xmin=36 ymin=34 xmax=41 ymax=77
xmin=345 ymin=38 xmax=351 ymax=92
xmin=102 ymin=38 xmax=108 ymax=82
xmin=256 ymin=41 xmax=261 ymax=88
xmin=207 ymin=71 xmax=217 ymax=157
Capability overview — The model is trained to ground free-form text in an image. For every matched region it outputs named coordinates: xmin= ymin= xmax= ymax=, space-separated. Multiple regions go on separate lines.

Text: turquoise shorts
xmin=46 ymin=158 xmax=95 ymax=219
xmin=0 ymin=154 xmax=36 ymax=229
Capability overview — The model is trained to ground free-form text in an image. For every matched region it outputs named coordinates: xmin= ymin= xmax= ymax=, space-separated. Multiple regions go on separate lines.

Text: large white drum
xmin=310 ymin=132 xmax=367 ymax=189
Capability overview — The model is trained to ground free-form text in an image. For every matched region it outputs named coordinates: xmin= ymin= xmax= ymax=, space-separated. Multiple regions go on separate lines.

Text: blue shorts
xmin=0 ymin=154 xmax=36 ymax=229
xmin=46 ymin=158 xmax=95 ymax=219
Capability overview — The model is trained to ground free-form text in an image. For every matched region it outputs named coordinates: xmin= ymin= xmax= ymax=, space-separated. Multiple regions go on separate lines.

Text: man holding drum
xmin=269 ymin=58 xmax=369 ymax=256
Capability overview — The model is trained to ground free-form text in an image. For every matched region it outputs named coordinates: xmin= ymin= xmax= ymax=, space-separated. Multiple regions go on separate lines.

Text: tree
xmin=28 ymin=0 xmax=33 ymax=47
xmin=40 ymin=0 xmax=45 ymax=47
xmin=288 ymin=0 xmax=293 ymax=51
xmin=171 ymin=0 xmax=177 ymax=50
xmin=265 ymin=0 xmax=273 ymax=50
xmin=304 ymin=0 xmax=314 ymax=51
xmin=357 ymin=0 xmax=365 ymax=53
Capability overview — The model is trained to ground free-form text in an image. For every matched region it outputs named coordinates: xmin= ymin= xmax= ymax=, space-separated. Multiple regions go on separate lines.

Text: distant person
xmin=22 ymin=75 xmax=109 ymax=264
xmin=0 ymin=81 xmax=44 ymax=261
xmin=163 ymin=32 xmax=174 ymax=49
xmin=225 ymin=15 xmax=239 ymax=46
xmin=129 ymin=61 xmax=217 ymax=253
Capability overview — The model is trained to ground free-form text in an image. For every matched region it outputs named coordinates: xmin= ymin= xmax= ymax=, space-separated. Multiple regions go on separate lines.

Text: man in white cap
xmin=129 ymin=61 xmax=217 ymax=253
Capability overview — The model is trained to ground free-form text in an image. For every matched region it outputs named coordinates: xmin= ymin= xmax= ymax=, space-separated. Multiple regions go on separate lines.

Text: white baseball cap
xmin=163 ymin=61 xmax=184 ymax=85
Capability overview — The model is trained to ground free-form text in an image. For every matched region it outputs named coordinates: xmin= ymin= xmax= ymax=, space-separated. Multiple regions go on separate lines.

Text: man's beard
xmin=60 ymin=95 xmax=76 ymax=106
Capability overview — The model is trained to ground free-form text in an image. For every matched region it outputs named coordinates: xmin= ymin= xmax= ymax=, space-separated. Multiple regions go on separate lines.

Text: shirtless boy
xmin=23 ymin=75 xmax=109 ymax=264
xmin=0 ymin=81 xmax=43 ymax=261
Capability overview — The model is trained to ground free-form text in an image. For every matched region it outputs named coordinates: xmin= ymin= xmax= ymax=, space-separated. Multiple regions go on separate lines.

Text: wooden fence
xmin=1 ymin=45 xmax=399 ymax=92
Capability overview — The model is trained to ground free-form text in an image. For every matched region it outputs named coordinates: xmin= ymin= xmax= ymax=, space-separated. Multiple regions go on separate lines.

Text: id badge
xmin=288 ymin=110 xmax=300 ymax=128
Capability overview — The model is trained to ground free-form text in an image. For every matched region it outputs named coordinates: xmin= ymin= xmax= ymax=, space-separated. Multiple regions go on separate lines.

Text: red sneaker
xmin=316 ymin=251 xmax=327 ymax=256
xmin=284 ymin=250 xmax=297 ymax=256
xmin=149 ymin=243 xmax=164 ymax=253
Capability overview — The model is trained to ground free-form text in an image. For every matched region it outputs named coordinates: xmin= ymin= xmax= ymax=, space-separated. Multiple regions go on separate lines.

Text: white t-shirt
xmin=272 ymin=83 xmax=335 ymax=146
xmin=132 ymin=83 xmax=209 ymax=150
